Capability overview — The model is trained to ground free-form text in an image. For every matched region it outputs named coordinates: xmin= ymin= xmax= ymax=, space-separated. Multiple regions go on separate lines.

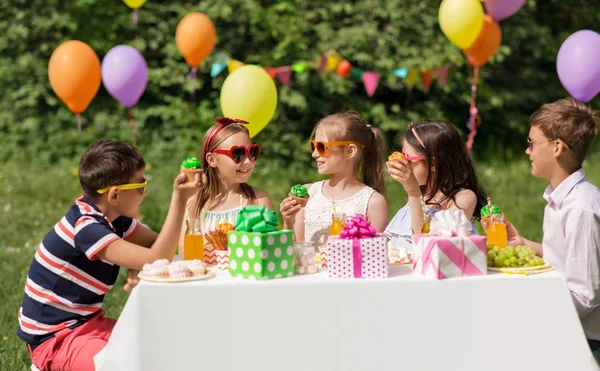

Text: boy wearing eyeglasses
xmin=18 ymin=139 xmax=204 ymax=371
xmin=484 ymin=98 xmax=600 ymax=352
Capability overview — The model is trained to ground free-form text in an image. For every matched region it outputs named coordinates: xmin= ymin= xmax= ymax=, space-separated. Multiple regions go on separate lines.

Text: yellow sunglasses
xmin=97 ymin=180 xmax=148 ymax=195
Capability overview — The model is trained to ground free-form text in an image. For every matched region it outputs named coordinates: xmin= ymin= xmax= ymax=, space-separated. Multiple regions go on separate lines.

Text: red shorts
xmin=29 ymin=311 xmax=116 ymax=371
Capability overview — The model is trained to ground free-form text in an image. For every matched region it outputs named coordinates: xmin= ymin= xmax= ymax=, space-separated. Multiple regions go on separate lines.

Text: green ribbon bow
xmin=236 ymin=205 xmax=279 ymax=232
xmin=290 ymin=184 xmax=308 ymax=197
xmin=481 ymin=204 xmax=502 ymax=218
xmin=180 ymin=157 xmax=201 ymax=169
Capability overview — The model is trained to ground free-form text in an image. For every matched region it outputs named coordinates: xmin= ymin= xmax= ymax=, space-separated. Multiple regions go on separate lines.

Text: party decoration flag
xmin=264 ymin=67 xmax=277 ymax=79
xmin=318 ymin=56 xmax=327 ymax=72
xmin=350 ymin=67 xmax=364 ymax=79
xmin=405 ymin=68 xmax=420 ymax=89
xmin=434 ymin=65 xmax=450 ymax=86
xmin=228 ymin=59 xmax=244 ymax=73
xmin=393 ymin=68 xmax=408 ymax=78
xmin=421 ymin=70 xmax=434 ymax=91
xmin=276 ymin=66 xmax=293 ymax=86
xmin=326 ymin=50 xmax=342 ymax=72
xmin=292 ymin=62 xmax=308 ymax=73
xmin=211 ymin=62 xmax=227 ymax=77
xmin=336 ymin=60 xmax=353 ymax=78
xmin=362 ymin=72 xmax=380 ymax=97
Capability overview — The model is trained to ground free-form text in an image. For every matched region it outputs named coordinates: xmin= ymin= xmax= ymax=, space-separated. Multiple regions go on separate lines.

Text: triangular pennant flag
xmin=292 ymin=62 xmax=308 ymax=73
xmin=362 ymin=72 xmax=380 ymax=97
xmin=210 ymin=62 xmax=227 ymax=78
xmin=434 ymin=64 xmax=449 ymax=87
xmin=326 ymin=49 xmax=341 ymax=72
xmin=228 ymin=59 xmax=244 ymax=73
xmin=318 ymin=55 xmax=327 ymax=72
xmin=421 ymin=70 xmax=434 ymax=91
xmin=405 ymin=68 xmax=420 ymax=89
xmin=264 ymin=67 xmax=277 ymax=79
xmin=276 ymin=66 xmax=293 ymax=86
xmin=393 ymin=68 xmax=408 ymax=78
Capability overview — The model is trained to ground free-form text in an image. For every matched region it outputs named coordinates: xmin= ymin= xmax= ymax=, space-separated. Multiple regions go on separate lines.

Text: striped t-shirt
xmin=17 ymin=196 xmax=139 ymax=347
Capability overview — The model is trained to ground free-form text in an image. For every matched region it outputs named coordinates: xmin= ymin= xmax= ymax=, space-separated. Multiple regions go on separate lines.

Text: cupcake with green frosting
xmin=180 ymin=157 xmax=202 ymax=182
xmin=480 ymin=204 xmax=502 ymax=224
xmin=290 ymin=184 xmax=309 ymax=208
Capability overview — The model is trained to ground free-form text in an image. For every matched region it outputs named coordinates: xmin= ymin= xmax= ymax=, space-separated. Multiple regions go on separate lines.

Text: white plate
xmin=138 ymin=270 xmax=215 ymax=283
xmin=488 ymin=264 xmax=551 ymax=272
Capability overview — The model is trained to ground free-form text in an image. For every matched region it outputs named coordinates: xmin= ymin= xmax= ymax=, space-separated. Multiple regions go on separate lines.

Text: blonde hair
xmin=188 ymin=123 xmax=257 ymax=218
xmin=311 ymin=111 xmax=387 ymax=196
xmin=530 ymin=98 xmax=599 ymax=165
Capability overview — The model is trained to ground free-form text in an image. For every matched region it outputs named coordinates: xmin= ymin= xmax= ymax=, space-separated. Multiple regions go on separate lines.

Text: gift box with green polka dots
xmin=227 ymin=230 xmax=295 ymax=280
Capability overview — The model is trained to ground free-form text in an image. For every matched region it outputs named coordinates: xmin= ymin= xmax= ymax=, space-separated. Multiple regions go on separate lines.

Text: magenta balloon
xmin=557 ymin=30 xmax=600 ymax=103
xmin=485 ymin=0 xmax=525 ymax=21
xmin=101 ymin=45 xmax=148 ymax=107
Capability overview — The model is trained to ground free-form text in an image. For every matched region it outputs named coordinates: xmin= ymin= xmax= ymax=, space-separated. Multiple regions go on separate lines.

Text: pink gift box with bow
xmin=326 ymin=215 xmax=389 ymax=279
xmin=412 ymin=234 xmax=487 ymax=279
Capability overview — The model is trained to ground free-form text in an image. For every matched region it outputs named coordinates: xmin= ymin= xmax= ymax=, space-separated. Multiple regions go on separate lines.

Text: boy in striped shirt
xmin=17 ymin=139 xmax=204 ymax=371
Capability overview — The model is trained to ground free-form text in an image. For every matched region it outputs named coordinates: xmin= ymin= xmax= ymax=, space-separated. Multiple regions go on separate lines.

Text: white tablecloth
xmin=97 ymin=265 xmax=599 ymax=371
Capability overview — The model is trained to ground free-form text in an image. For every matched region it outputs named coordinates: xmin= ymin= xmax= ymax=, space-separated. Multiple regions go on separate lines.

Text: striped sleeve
xmin=113 ymin=216 xmax=140 ymax=240
xmin=73 ymin=216 xmax=120 ymax=260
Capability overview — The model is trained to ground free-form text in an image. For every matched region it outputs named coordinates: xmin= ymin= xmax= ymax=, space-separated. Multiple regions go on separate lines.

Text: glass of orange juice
xmin=487 ymin=213 xmax=508 ymax=248
xmin=329 ymin=213 xmax=347 ymax=236
xmin=184 ymin=219 xmax=204 ymax=261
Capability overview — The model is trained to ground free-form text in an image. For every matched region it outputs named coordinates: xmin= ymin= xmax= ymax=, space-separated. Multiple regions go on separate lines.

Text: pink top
xmin=542 ymin=169 xmax=600 ymax=340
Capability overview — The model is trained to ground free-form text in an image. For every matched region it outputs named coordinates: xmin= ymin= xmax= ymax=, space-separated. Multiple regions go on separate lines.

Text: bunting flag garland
xmin=275 ymin=66 xmax=293 ymax=86
xmin=207 ymin=49 xmax=450 ymax=97
xmin=362 ymin=72 xmax=381 ymax=97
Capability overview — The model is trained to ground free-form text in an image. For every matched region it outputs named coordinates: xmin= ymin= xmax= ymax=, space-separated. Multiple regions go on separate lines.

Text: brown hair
xmin=311 ymin=111 xmax=387 ymax=196
xmin=403 ymin=121 xmax=488 ymax=220
xmin=79 ymin=139 xmax=145 ymax=199
xmin=189 ymin=123 xmax=257 ymax=218
xmin=529 ymin=98 xmax=599 ymax=165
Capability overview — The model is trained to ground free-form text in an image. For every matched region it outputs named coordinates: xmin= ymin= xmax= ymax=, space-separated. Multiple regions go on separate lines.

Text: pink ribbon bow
xmin=339 ymin=214 xmax=376 ymax=239
xmin=338 ymin=214 xmax=376 ymax=278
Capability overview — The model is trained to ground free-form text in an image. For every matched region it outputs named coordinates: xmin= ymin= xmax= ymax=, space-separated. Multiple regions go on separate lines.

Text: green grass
xmin=1 ymin=154 xmax=599 ymax=369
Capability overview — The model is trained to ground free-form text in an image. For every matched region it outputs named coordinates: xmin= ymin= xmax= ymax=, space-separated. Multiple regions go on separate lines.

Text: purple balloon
xmin=101 ymin=45 xmax=148 ymax=108
xmin=557 ymin=30 xmax=600 ymax=103
xmin=485 ymin=0 xmax=525 ymax=21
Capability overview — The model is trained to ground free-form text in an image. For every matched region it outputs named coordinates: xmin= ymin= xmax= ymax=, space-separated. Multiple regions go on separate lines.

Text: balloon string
xmin=133 ymin=10 xmax=140 ymax=49
xmin=76 ymin=114 xmax=82 ymax=134
xmin=187 ymin=67 xmax=197 ymax=102
xmin=127 ymin=109 xmax=137 ymax=147
xmin=466 ymin=67 xmax=481 ymax=155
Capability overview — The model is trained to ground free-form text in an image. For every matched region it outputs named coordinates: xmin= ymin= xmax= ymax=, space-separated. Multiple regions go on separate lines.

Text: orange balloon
xmin=463 ymin=15 xmax=502 ymax=67
xmin=336 ymin=60 xmax=353 ymax=78
xmin=48 ymin=40 xmax=101 ymax=114
xmin=176 ymin=13 xmax=217 ymax=68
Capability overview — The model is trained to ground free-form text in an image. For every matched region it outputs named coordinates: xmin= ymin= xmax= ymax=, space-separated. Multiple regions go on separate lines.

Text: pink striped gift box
xmin=412 ymin=234 xmax=487 ymax=279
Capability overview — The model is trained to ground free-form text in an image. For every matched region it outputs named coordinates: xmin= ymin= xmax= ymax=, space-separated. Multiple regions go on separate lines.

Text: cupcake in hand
xmin=388 ymin=151 xmax=406 ymax=162
xmin=180 ymin=157 xmax=203 ymax=182
xmin=290 ymin=184 xmax=309 ymax=208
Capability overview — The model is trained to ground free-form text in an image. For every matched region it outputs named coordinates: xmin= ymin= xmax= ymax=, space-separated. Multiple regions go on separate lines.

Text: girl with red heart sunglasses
xmin=181 ymin=118 xmax=272 ymax=253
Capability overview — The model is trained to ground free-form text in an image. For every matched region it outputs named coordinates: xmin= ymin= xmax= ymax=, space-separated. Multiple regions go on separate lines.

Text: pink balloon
xmin=485 ymin=0 xmax=525 ymax=21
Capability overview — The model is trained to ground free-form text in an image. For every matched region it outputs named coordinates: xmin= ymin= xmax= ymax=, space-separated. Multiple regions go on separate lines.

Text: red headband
xmin=204 ymin=118 xmax=249 ymax=154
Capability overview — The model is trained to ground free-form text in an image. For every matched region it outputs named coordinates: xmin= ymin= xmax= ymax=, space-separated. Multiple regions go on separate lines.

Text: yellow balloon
xmin=123 ymin=0 xmax=146 ymax=9
xmin=220 ymin=65 xmax=278 ymax=138
xmin=439 ymin=0 xmax=484 ymax=49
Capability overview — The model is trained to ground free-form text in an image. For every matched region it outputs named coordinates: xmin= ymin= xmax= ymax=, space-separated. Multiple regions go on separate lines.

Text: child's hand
xmin=386 ymin=159 xmax=420 ymax=197
xmin=173 ymin=171 xmax=205 ymax=200
xmin=123 ymin=269 xmax=140 ymax=291
xmin=280 ymin=196 xmax=301 ymax=222
xmin=481 ymin=217 xmax=525 ymax=247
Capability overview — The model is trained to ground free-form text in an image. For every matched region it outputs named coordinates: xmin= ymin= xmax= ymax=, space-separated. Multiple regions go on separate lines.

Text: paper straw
xmin=487 ymin=197 xmax=493 ymax=215
xmin=240 ymin=194 xmax=243 ymax=207
xmin=420 ymin=195 xmax=427 ymax=222
xmin=331 ymin=196 xmax=337 ymax=215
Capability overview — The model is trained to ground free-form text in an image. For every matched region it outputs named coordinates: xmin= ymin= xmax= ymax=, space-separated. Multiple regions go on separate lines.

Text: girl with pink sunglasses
xmin=385 ymin=121 xmax=488 ymax=250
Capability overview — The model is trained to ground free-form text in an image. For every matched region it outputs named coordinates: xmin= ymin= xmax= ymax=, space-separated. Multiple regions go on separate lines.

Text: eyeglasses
xmin=97 ymin=180 xmax=148 ymax=196
xmin=213 ymin=144 xmax=261 ymax=164
xmin=402 ymin=151 xmax=426 ymax=163
xmin=527 ymin=138 xmax=557 ymax=150
xmin=310 ymin=140 xmax=365 ymax=157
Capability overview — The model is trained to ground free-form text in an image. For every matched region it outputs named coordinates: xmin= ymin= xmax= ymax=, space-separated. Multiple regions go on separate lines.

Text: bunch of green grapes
xmin=486 ymin=244 xmax=544 ymax=268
